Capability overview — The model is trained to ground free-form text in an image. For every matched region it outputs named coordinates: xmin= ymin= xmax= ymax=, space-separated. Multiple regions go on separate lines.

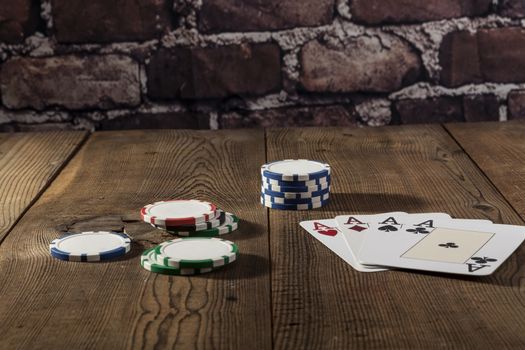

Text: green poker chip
xmin=154 ymin=237 xmax=238 ymax=269
xmin=140 ymin=248 xmax=215 ymax=275
xmin=166 ymin=212 xmax=239 ymax=237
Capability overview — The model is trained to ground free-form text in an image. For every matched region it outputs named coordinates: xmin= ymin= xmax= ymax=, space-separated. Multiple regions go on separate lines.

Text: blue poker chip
xmin=262 ymin=181 xmax=329 ymax=193
xmin=262 ymin=175 xmax=331 ymax=187
xmin=261 ymin=159 xmax=330 ymax=181
xmin=260 ymin=196 xmax=329 ymax=210
xmin=49 ymin=231 xmax=132 ymax=262
xmin=261 ymin=186 xmax=330 ymax=199
xmin=261 ymin=193 xmax=329 ymax=204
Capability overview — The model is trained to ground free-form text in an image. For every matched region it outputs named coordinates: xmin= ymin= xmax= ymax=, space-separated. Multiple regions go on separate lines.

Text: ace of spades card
xmin=358 ymin=217 xmax=525 ymax=276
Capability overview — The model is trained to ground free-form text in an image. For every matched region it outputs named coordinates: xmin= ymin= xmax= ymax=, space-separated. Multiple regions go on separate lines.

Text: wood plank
xmin=0 ymin=131 xmax=87 ymax=242
xmin=266 ymin=125 xmax=525 ymax=349
xmin=446 ymin=121 xmax=525 ymax=219
xmin=0 ymin=130 xmax=271 ymax=350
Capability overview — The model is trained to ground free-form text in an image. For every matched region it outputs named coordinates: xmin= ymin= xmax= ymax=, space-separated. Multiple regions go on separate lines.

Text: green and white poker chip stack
xmin=140 ymin=199 xmax=241 ymax=276
xmin=140 ymin=237 xmax=239 ymax=276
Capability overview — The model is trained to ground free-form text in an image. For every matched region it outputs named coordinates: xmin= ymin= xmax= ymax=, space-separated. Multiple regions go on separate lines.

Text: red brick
xmin=440 ymin=28 xmax=525 ymax=86
xmin=221 ymin=105 xmax=357 ymax=128
xmin=198 ymin=0 xmax=334 ymax=33
xmin=351 ymin=0 xmax=491 ymax=24
xmin=0 ymin=55 xmax=140 ymax=110
xmin=300 ymin=35 xmax=422 ymax=93
xmin=146 ymin=43 xmax=281 ymax=100
xmin=462 ymin=95 xmax=500 ymax=122
xmin=395 ymin=97 xmax=464 ymax=124
xmin=499 ymin=0 xmax=525 ymax=18
xmin=51 ymin=0 xmax=173 ymax=43
xmin=98 ymin=112 xmax=210 ymax=130
xmin=507 ymin=90 xmax=525 ymax=119
xmin=0 ymin=0 xmax=39 ymax=44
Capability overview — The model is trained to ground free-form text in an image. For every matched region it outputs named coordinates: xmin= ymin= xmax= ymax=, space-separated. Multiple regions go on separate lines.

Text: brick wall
xmin=1 ymin=1 xmax=525 ymax=131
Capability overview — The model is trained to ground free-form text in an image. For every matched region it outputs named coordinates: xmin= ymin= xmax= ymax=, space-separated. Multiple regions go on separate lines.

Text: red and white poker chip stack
xmin=140 ymin=199 xmax=240 ymax=237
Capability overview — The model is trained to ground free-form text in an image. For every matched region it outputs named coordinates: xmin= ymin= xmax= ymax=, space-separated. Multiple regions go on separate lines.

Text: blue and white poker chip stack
xmin=260 ymin=159 xmax=331 ymax=210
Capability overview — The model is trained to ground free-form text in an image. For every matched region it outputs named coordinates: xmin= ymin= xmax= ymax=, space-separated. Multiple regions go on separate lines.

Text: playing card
xmin=300 ymin=219 xmax=380 ymax=272
xmin=358 ymin=218 xmax=524 ymax=276
xmin=335 ymin=212 xmax=451 ymax=271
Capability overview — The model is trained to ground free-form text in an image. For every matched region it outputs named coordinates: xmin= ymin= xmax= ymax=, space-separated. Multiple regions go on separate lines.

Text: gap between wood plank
xmin=263 ymin=127 xmax=276 ymax=350
xmin=441 ymin=124 xmax=525 ymax=224
xmin=0 ymin=131 xmax=91 ymax=246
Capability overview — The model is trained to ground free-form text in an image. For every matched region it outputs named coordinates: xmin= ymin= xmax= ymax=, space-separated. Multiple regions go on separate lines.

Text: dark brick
xmin=147 ymin=43 xmax=281 ymax=100
xmin=440 ymin=28 xmax=525 ymax=86
xmin=0 ymin=0 xmax=39 ymax=44
xmin=395 ymin=97 xmax=464 ymax=124
xmin=508 ymin=90 xmax=525 ymax=119
xmin=499 ymin=0 xmax=525 ymax=18
xmin=97 ymin=112 xmax=210 ymax=130
xmin=463 ymin=95 xmax=500 ymax=122
xmin=198 ymin=0 xmax=334 ymax=33
xmin=0 ymin=55 xmax=140 ymax=110
xmin=350 ymin=0 xmax=491 ymax=25
xmin=221 ymin=105 xmax=357 ymax=128
xmin=51 ymin=0 xmax=173 ymax=43
xmin=300 ymin=35 xmax=422 ymax=93
xmin=439 ymin=31 xmax=482 ymax=87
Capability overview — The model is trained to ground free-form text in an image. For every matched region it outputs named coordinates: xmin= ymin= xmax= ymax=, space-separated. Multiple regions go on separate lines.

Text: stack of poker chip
xmin=141 ymin=199 xmax=239 ymax=237
xmin=140 ymin=237 xmax=238 ymax=276
xmin=49 ymin=231 xmax=132 ymax=262
xmin=261 ymin=159 xmax=331 ymax=210
xmin=140 ymin=199 xmax=240 ymax=275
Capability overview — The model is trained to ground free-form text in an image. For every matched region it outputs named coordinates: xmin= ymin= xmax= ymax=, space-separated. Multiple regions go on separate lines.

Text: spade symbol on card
xmin=378 ymin=225 xmax=398 ymax=232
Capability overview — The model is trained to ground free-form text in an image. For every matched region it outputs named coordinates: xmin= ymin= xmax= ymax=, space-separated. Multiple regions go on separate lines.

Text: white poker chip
xmin=260 ymin=196 xmax=328 ymax=210
xmin=169 ymin=212 xmax=240 ymax=237
xmin=261 ymin=159 xmax=330 ymax=181
xmin=154 ymin=237 xmax=238 ymax=269
xmin=262 ymin=174 xmax=331 ymax=187
xmin=261 ymin=193 xmax=329 ymax=204
xmin=261 ymin=186 xmax=330 ymax=199
xmin=141 ymin=248 xmax=215 ymax=275
xmin=49 ymin=231 xmax=131 ymax=262
xmin=141 ymin=199 xmax=217 ymax=228
xmin=262 ymin=181 xmax=329 ymax=193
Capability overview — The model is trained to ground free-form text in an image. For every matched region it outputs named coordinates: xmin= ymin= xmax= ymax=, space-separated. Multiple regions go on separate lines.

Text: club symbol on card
xmin=349 ymin=225 xmax=367 ymax=232
xmin=378 ymin=225 xmax=398 ymax=232
xmin=438 ymin=242 xmax=459 ymax=248
xmin=471 ymin=256 xmax=497 ymax=264
xmin=406 ymin=227 xmax=430 ymax=234
xmin=317 ymin=229 xmax=338 ymax=237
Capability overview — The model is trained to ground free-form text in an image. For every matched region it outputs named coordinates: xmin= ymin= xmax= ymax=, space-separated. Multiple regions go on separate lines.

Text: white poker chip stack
xmin=260 ymin=159 xmax=331 ymax=210
xmin=139 ymin=199 xmax=241 ymax=276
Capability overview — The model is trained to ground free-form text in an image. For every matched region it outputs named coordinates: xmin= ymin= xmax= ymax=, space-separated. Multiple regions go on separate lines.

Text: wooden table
xmin=0 ymin=122 xmax=525 ymax=349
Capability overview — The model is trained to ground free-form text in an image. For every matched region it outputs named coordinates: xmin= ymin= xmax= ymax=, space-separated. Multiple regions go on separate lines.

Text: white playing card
xmin=358 ymin=218 xmax=524 ymax=276
xmin=300 ymin=219 xmax=379 ymax=272
xmin=335 ymin=212 xmax=451 ymax=271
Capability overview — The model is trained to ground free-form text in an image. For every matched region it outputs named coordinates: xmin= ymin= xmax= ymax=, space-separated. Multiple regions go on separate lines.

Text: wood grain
xmin=266 ymin=125 xmax=525 ymax=349
xmin=0 ymin=130 xmax=271 ymax=350
xmin=446 ymin=121 xmax=525 ymax=219
xmin=0 ymin=131 xmax=87 ymax=242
